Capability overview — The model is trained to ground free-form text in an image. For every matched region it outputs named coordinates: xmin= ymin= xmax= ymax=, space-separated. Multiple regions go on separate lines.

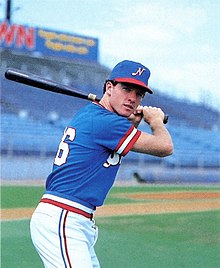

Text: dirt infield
xmin=2 ymin=191 xmax=220 ymax=220
xmin=122 ymin=191 xmax=220 ymax=200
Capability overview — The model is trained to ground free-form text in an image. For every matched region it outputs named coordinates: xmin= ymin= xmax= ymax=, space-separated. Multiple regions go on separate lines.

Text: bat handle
xmin=163 ymin=114 xmax=169 ymax=124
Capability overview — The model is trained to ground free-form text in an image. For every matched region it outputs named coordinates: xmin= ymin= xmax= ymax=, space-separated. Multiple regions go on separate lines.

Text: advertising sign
xmin=0 ymin=21 xmax=98 ymax=62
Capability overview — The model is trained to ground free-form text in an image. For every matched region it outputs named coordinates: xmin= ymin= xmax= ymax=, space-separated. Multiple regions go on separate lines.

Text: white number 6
xmin=54 ymin=127 xmax=76 ymax=166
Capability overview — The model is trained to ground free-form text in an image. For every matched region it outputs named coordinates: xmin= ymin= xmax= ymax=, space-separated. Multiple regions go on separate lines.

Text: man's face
xmin=107 ymin=82 xmax=145 ymax=117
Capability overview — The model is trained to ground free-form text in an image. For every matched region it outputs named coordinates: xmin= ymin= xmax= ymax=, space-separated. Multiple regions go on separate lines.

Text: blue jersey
xmin=45 ymin=102 xmax=141 ymax=208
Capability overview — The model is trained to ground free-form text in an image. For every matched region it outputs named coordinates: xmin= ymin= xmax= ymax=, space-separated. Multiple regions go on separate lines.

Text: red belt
xmin=41 ymin=198 xmax=93 ymax=219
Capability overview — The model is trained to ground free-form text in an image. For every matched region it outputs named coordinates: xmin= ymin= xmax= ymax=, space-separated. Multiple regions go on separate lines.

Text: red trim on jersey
xmin=121 ymin=130 xmax=141 ymax=155
xmin=41 ymin=198 xmax=93 ymax=219
xmin=115 ymin=126 xmax=141 ymax=156
xmin=93 ymin=101 xmax=104 ymax=107
xmin=115 ymin=126 xmax=134 ymax=151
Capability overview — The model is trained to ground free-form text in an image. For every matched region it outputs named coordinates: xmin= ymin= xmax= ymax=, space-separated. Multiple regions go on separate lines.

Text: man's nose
xmin=127 ymin=90 xmax=138 ymax=101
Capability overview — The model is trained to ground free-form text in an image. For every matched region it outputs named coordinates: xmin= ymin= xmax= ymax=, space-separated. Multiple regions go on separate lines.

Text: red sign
xmin=0 ymin=21 xmax=35 ymax=49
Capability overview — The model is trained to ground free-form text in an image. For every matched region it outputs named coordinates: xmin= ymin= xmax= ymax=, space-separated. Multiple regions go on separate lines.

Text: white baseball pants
xmin=30 ymin=199 xmax=100 ymax=268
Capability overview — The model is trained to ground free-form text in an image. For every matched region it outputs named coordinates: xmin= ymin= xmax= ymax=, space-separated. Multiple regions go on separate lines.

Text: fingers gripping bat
xmin=4 ymin=68 xmax=168 ymax=124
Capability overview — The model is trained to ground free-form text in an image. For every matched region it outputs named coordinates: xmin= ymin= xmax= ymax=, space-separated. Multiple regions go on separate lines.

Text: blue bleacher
xmin=165 ymin=125 xmax=220 ymax=168
xmin=1 ymin=113 xmax=64 ymax=155
xmin=1 ymin=111 xmax=220 ymax=167
xmin=133 ymin=123 xmax=220 ymax=168
xmin=1 ymin=50 xmax=220 ymax=168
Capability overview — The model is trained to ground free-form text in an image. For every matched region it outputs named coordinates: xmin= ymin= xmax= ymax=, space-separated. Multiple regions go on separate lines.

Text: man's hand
xmin=131 ymin=106 xmax=173 ymax=157
xmin=128 ymin=105 xmax=144 ymax=128
xmin=142 ymin=106 xmax=165 ymax=126
xmin=128 ymin=105 xmax=167 ymax=128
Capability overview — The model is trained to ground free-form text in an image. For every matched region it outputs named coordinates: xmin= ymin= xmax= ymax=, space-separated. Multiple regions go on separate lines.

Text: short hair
xmin=103 ymin=80 xmax=118 ymax=94
xmin=102 ymin=80 xmax=146 ymax=98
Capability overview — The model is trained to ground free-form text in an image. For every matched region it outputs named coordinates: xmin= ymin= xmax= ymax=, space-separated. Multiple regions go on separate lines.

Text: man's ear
xmin=105 ymin=81 xmax=114 ymax=96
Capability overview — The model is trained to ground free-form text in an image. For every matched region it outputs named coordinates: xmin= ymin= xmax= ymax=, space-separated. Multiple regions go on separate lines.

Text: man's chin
xmin=114 ymin=107 xmax=134 ymax=118
xmin=120 ymin=111 xmax=133 ymax=118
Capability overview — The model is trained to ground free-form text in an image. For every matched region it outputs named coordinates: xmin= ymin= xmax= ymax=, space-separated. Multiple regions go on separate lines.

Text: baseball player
xmin=30 ymin=60 xmax=173 ymax=267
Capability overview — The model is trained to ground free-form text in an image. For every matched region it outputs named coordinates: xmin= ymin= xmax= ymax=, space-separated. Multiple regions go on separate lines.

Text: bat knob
xmin=163 ymin=114 xmax=169 ymax=124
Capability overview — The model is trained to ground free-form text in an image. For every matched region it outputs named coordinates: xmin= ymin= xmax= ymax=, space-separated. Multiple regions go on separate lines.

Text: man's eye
xmin=123 ymin=87 xmax=132 ymax=93
xmin=137 ymin=92 xmax=145 ymax=98
xmin=121 ymin=87 xmax=144 ymax=98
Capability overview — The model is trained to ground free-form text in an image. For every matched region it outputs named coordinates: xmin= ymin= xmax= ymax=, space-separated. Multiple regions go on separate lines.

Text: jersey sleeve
xmin=93 ymin=112 xmax=141 ymax=156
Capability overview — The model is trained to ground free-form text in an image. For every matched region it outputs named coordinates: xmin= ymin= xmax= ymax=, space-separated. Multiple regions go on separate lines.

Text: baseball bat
xmin=5 ymin=68 xmax=98 ymax=102
xmin=4 ymin=68 xmax=168 ymax=124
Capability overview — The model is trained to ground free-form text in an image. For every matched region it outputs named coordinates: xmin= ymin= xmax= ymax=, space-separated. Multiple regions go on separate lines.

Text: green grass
xmin=1 ymin=184 xmax=220 ymax=208
xmin=104 ymin=184 xmax=220 ymax=205
xmin=1 ymin=185 xmax=220 ymax=267
xmin=1 ymin=185 xmax=44 ymax=208
xmin=1 ymin=211 xmax=220 ymax=268
xmin=96 ymin=211 xmax=220 ymax=268
xmin=1 ymin=220 xmax=42 ymax=268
